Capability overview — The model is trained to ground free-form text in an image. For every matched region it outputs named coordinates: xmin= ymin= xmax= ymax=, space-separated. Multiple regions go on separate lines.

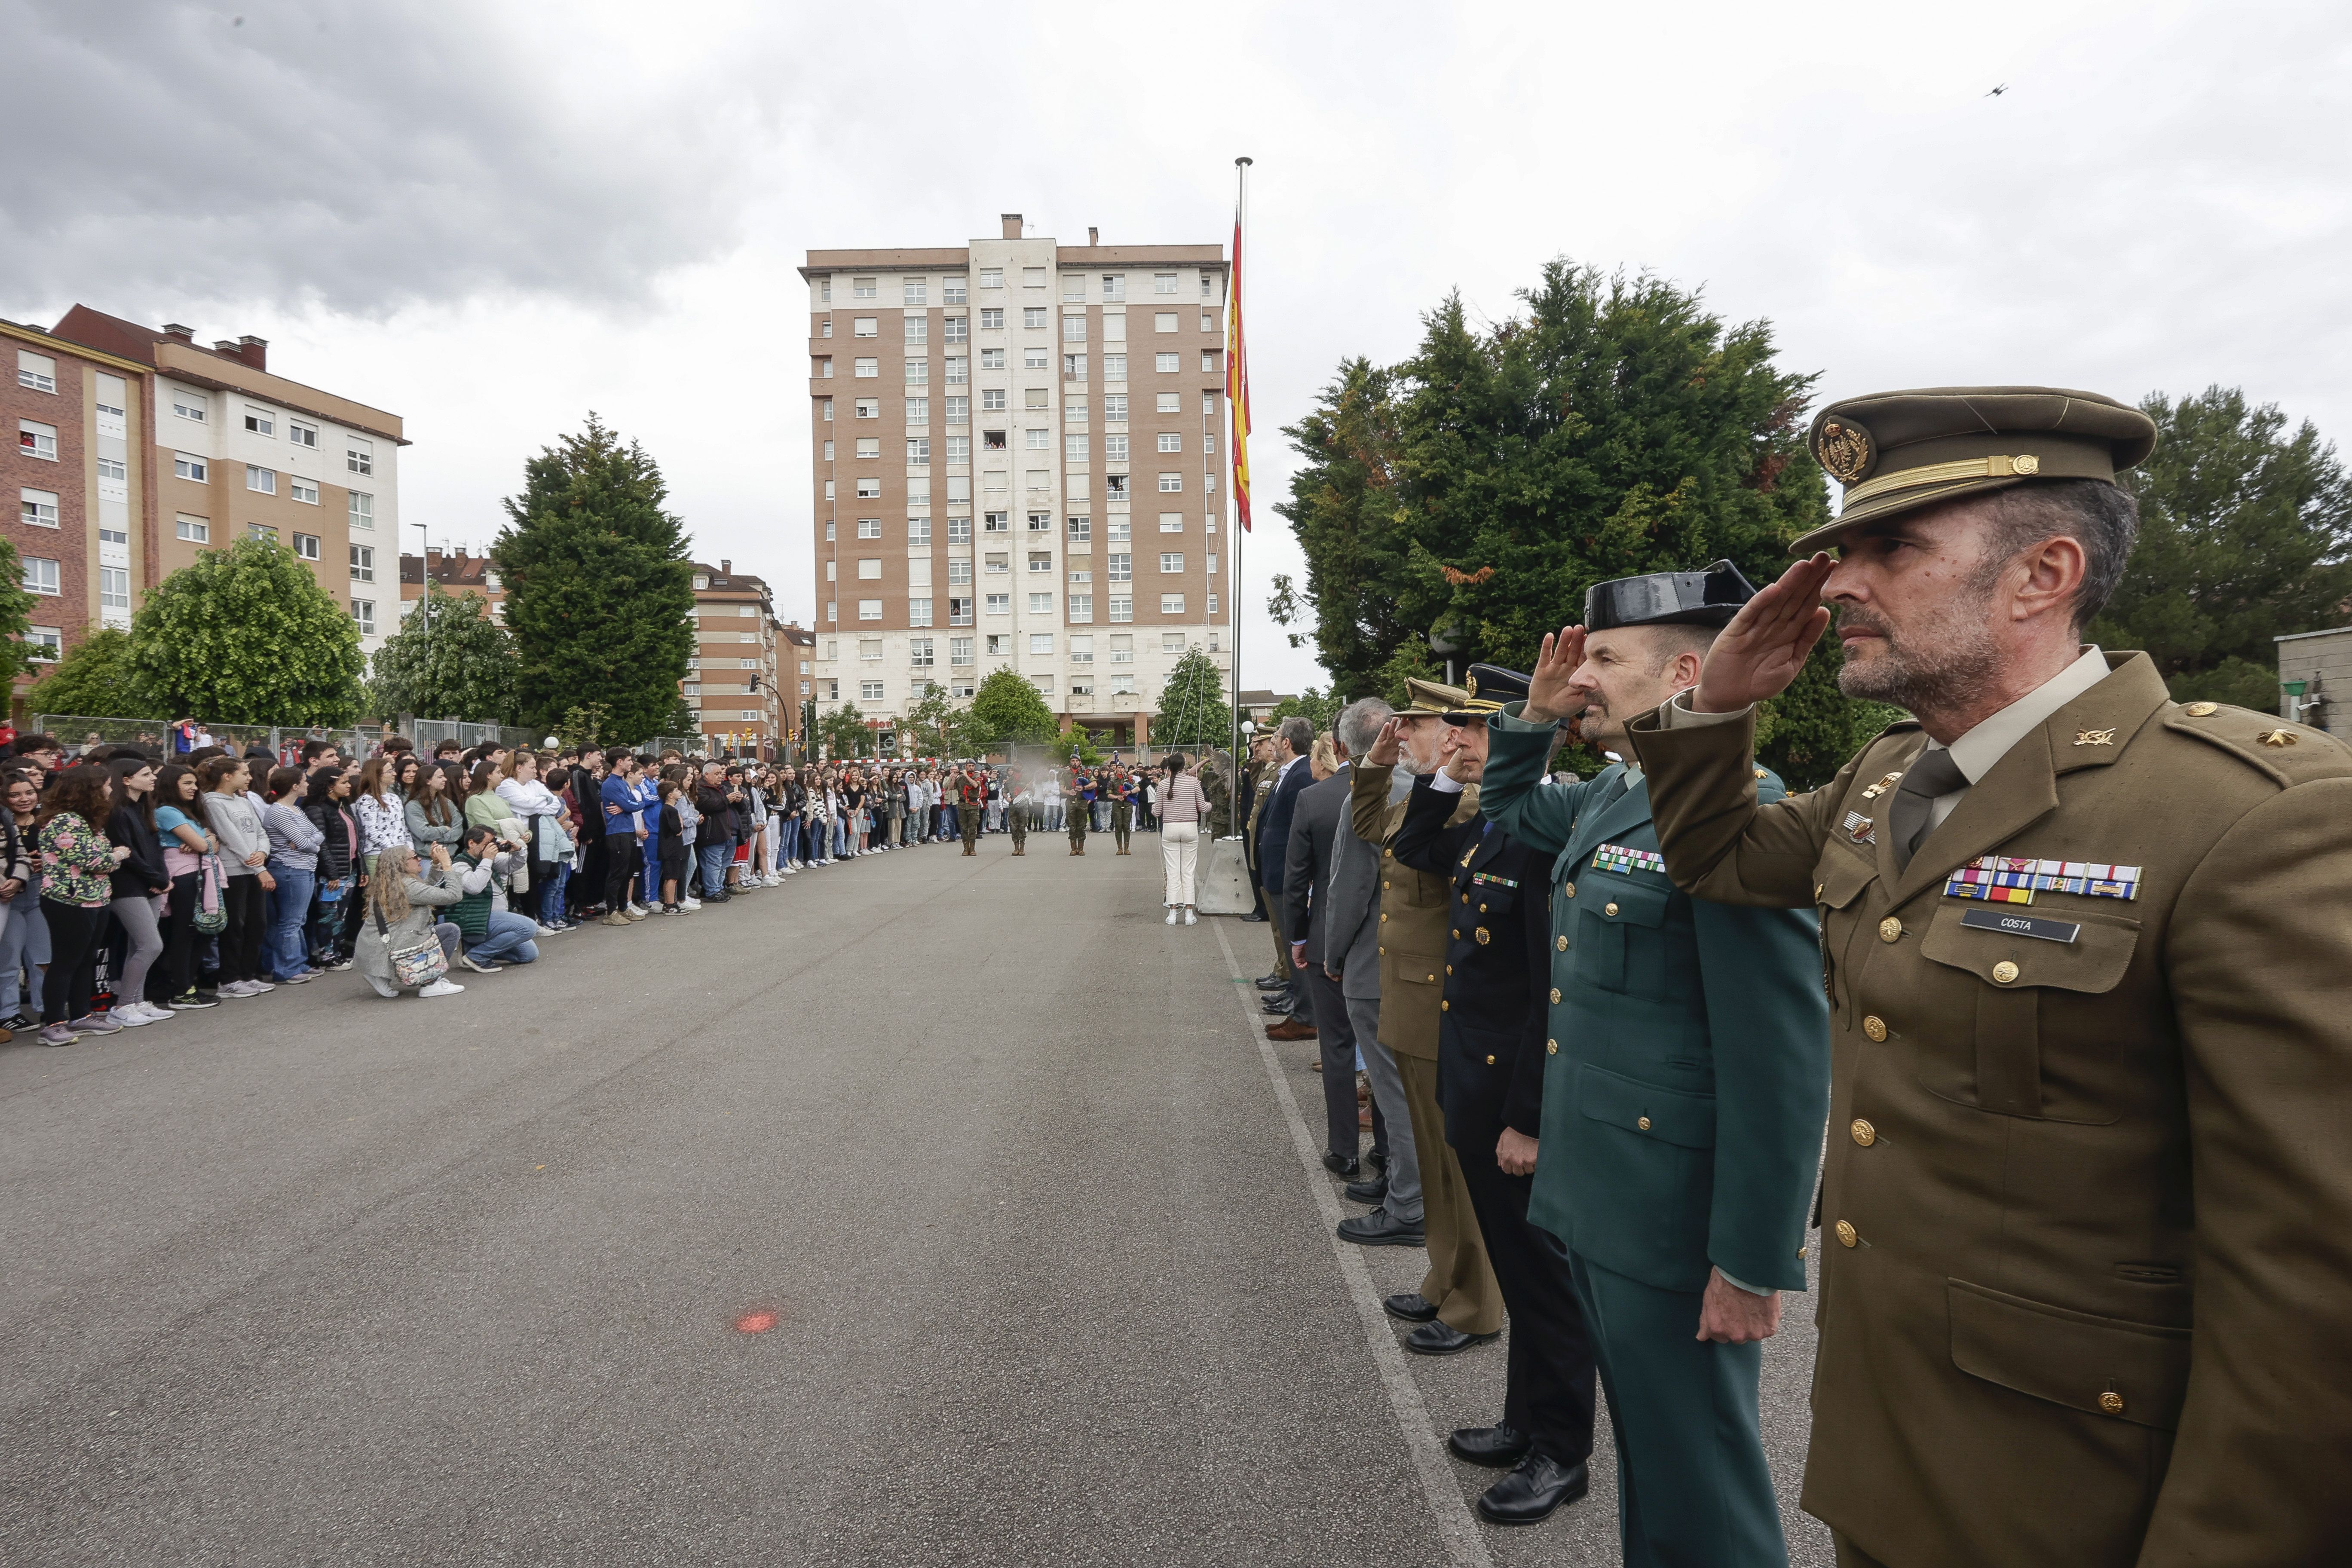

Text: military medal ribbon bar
xmin=1590 ymin=843 xmax=1668 ymax=876
xmin=1945 ymin=854 xmax=2141 ymax=906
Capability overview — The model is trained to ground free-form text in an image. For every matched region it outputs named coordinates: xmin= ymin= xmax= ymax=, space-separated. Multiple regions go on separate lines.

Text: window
xmin=853 ymin=277 xmax=877 ymax=298
xmin=946 ymin=435 xmax=969 ymax=462
xmin=980 ymin=307 xmax=1005 ymax=330
xmin=1028 ymin=634 xmax=1054 ymax=655
xmin=347 ymin=438 xmax=373 ymax=475
xmin=985 ymin=593 xmax=1010 ymax=615
xmin=1203 ymin=351 xmax=1220 ymax=374
xmin=1109 ymin=596 xmax=1132 ymax=622
xmin=910 ymin=636 xmax=934 ymax=665
xmin=26 ymin=625 xmax=62 ymax=660
xmin=172 ymin=390 xmax=207 ymax=422
xmin=1101 ymin=274 xmax=1126 ymax=301
xmin=1067 ymin=635 xmax=1095 ymax=664
xmin=288 ymin=418 xmax=318 ymax=449
xmin=1162 ymin=632 xmax=1189 ymax=652
xmin=1063 ymin=353 xmax=1086 ymax=380
xmin=945 ymin=276 xmax=968 ymax=303
xmin=905 ymin=398 xmax=930 ymax=427
xmin=1058 ymin=433 xmax=1085 ymax=465
xmin=980 ymin=348 xmax=1006 ymax=371
xmin=1111 ymin=635 xmax=1134 ymax=663
xmin=857 ymin=518 xmax=882 ymax=538
xmin=856 ymin=639 xmax=883 ymax=662
xmin=848 ymin=398 xmax=876 ymax=420
xmin=950 ymin=636 xmax=974 ymax=665
xmin=176 ymin=515 xmax=209 ymax=542
xmin=1152 ymin=312 xmax=1178 ymax=335
xmin=859 ymin=600 xmax=882 ymax=620
xmin=294 ymin=532 xmax=321 ymax=560
xmin=909 ymin=517 xmax=932 ymax=544
xmin=1161 ymin=594 xmax=1185 ymax=614
xmin=910 ymin=598 xmax=933 ymax=627
xmin=947 ymin=515 xmax=972 ymax=542
xmin=1203 ymin=274 xmax=1219 ymax=300
xmin=946 ymin=395 xmax=969 ymax=423
xmin=853 ymin=358 xmax=878 ymax=377
xmin=1108 ymin=518 xmax=1131 ymax=542
xmin=855 ymin=478 xmax=881 ymax=498
xmin=18 ymin=420 xmax=58 ymax=461
xmin=1102 ymin=395 xmax=1129 ymax=422
xmin=1159 ymin=512 xmax=1184 ymax=533
xmin=1105 ymin=474 xmax=1129 ymax=499
xmin=1157 ymin=433 xmax=1182 ymax=453
xmin=857 ymin=559 xmax=882 ymax=579
xmin=19 ymin=489 xmax=59 ymax=528
xmin=851 ymin=317 xmax=878 ymax=337
xmin=1108 ymin=553 xmax=1133 ymax=582
xmin=1025 ymin=427 xmax=1050 ymax=450
xmin=1029 ymin=551 xmax=1053 ymax=573
xmin=949 ymin=595 xmax=973 ymax=625
xmin=1104 ymin=354 xmax=1127 ymax=379
xmin=984 ymin=511 xmax=1010 ymax=533
xmin=1066 ymin=516 xmax=1092 ymax=542
xmin=1062 ymin=275 xmax=1086 ymax=302
xmin=861 ymin=680 xmax=885 ymax=701
xmin=1063 ymin=397 xmax=1087 ymax=425
xmin=820 ymin=318 xmax=833 ymax=337
xmin=944 ymin=316 xmax=967 ymax=343
xmin=979 ymin=268 xmax=1003 ymax=289
xmin=800 ymin=680 xmax=812 ymax=695
xmin=1155 ymin=273 xmax=1179 ymax=295
xmin=1158 ymin=472 xmax=1182 ymax=492
xmin=291 ymin=477 xmax=318 ymax=504
xmin=1027 ymin=469 xmax=1051 ymax=491
xmin=815 ymin=356 xmax=834 ymax=377
xmin=821 ymin=398 xmax=835 ymax=421
xmin=824 ymin=521 xmax=836 ymax=541
xmin=350 ymin=544 xmax=375 ymax=582
xmin=1207 ymin=553 xmax=1218 ymax=574
xmin=1068 ymin=568 xmax=1090 ymax=585
xmin=904 ymin=278 xmax=928 ymax=306
xmin=16 ymin=350 xmax=57 ymax=392
xmin=947 ymin=559 xmax=971 ymax=585
xmin=1023 ymin=267 xmax=1047 ymax=288
xmin=245 ymin=464 xmax=276 ymax=493
xmin=1023 ymin=306 xmax=1048 ymax=330
xmin=1062 ymin=315 xmax=1086 ymax=342
xmin=1160 ymin=552 xmax=1184 ymax=573
xmin=352 ymin=599 xmax=375 ymax=634
xmin=1155 ymin=352 xmax=1179 ymax=373
xmin=1105 ymin=435 xmax=1130 ymax=461
xmin=23 ymin=557 xmax=61 ymax=595
xmin=907 ymin=438 xmax=930 ymax=465
xmin=905 ymin=358 xmax=928 ymax=384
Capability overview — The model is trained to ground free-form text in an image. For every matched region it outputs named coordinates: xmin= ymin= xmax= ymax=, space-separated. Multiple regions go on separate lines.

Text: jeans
xmin=307 ymin=873 xmax=353 ymax=968
xmin=541 ymin=860 xmax=570 ymax=923
xmin=0 ymin=896 xmax=50 ymax=1017
xmin=833 ymin=817 xmax=850 ymax=857
xmin=265 ymin=866 xmax=315 ymax=979
xmin=465 ymin=909 xmax=540 ymax=965
xmin=699 ymin=842 xmax=732 ymax=898
xmin=778 ymin=817 xmax=802 ymax=864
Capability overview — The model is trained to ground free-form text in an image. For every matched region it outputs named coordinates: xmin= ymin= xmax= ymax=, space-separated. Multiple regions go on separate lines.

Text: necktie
xmin=1889 ymin=747 xmax=1970 ymax=872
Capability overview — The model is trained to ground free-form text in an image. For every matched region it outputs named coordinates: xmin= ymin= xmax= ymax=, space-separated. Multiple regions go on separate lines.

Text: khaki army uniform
xmin=1008 ymin=784 xmax=1028 ymax=854
xmin=1351 ymin=760 xmax=1502 ymax=1337
xmin=1629 ymin=655 xmax=2352 ymax=1566
xmin=1246 ymin=760 xmax=1280 ymax=969
xmin=954 ymin=769 xmax=986 ymax=855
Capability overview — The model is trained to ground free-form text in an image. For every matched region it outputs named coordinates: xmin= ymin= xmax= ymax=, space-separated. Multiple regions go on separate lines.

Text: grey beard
xmin=1837 ymin=624 xmax=2002 ymax=715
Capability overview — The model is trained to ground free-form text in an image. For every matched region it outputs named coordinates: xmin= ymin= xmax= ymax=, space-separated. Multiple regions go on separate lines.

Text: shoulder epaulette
xmin=2160 ymin=702 xmax=2352 ymax=787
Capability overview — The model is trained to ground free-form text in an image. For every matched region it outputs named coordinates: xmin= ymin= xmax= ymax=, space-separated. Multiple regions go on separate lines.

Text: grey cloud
xmin=2 ymin=0 xmax=771 ymax=317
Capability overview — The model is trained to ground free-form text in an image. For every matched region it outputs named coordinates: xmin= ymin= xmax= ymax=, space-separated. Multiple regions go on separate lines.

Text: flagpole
xmin=1229 ymin=155 xmax=1250 ymax=805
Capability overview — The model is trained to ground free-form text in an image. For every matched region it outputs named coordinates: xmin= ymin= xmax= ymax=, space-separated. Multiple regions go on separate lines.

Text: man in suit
xmin=1256 ymin=717 xmax=1317 ymax=1043
xmin=1383 ymin=669 xmax=1599 ymax=1527
xmin=1629 ymin=387 xmax=2352 ymax=1567
xmin=1483 ymin=563 xmax=1830 ymax=1568
xmin=1283 ymin=699 xmax=1413 ymax=1207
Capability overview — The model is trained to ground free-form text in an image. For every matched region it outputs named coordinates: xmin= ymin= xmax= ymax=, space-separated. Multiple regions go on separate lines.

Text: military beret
xmin=1795 ymin=386 xmax=2159 ymax=554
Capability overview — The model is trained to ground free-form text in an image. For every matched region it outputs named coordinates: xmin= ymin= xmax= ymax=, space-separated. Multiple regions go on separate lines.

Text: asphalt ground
xmin=0 ymin=832 xmax=1831 ymax=1566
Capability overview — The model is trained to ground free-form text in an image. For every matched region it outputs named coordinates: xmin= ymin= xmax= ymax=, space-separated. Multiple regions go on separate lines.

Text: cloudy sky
xmin=9 ymin=0 xmax=2348 ymax=697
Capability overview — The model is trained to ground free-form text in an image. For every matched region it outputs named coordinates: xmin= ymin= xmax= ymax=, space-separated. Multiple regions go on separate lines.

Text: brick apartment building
xmin=801 ymin=215 xmax=1231 ymax=752
xmin=398 ymin=545 xmax=505 ymax=622
xmin=689 ymin=559 xmax=784 ymax=756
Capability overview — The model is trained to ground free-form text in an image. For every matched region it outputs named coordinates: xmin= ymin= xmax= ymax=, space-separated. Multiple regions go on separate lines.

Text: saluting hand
xmin=1521 ymin=627 xmax=1587 ymax=724
xmin=1692 ymin=553 xmax=1835 ymax=713
xmin=1366 ymin=717 xmax=1405 ymax=768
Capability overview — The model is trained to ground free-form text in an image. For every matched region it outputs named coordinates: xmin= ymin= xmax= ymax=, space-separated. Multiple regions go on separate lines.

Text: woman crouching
xmin=355 ymin=842 xmax=466 ymax=999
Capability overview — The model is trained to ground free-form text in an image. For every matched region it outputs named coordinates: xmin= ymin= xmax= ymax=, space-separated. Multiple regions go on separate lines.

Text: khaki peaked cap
xmin=1795 ymin=386 xmax=2159 ymax=554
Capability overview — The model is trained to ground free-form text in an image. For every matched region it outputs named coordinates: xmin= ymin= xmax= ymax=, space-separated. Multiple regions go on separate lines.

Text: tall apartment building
xmin=47 ymin=306 xmax=405 ymax=657
xmin=688 ymin=559 xmax=782 ymax=755
xmin=801 ymin=215 xmax=1229 ymax=752
xmin=5 ymin=317 xmax=153 ymax=700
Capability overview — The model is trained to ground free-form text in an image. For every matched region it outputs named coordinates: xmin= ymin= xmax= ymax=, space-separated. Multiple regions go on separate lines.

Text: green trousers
xmin=1009 ymin=803 xmax=1027 ymax=849
xmin=958 ymin=805 xmax=980 ymax=852
xmin=1111 ymin=800 xmax=1132 ymax=852
xmin=1068 ymin=807 xmax=1088 ymax=849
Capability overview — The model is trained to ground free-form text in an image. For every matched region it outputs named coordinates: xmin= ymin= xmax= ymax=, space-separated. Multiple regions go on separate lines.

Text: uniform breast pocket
xmin=1917 ymin=903 xmax=2142 ymax=1123
xmin=1571 ymin=873 xmax=1673 ymax=999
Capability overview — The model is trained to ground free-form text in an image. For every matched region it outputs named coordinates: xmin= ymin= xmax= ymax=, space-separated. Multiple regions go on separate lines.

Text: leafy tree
xmin=964 ymin=668 xmax=1059 ymax=748
xmin=901 ymin=684 xmax=957 ymax=757
xmin=367 ymin=583 xmax=519 ymax=724
xmin=1265 ymin=686 xmax=1343 ymax=736
xmin=24 ymin=628 xmax=163 ymax=719
xmin=2095 ymin=386 xmax=2352 ymax=710
xmin=1047 ymin=727 xmax=1110 ymax=766
xmin=655 ymin=694 xmax=700 ymax=744
xmin=554 ymin=701 xmax=612 ymax=751
xmin=0 ymin=538 xmax=37 ymax=691
xmin=128 ymin=537 xmax=365 ymax=723
xmin=1278 ymin=262 xmax=1879 ymax=787
xmin=1153 ymin=647 xmax=1234 ymax=752
xmin=492 ymin=415 xmax=696 ymax=739
xmin=818 ymin=701 xmax=872 ymax=759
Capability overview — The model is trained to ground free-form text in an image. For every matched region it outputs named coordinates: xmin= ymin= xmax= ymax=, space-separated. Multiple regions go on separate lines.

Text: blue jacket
xmin=599 ymin=774 xmax=640 ymax=833
xmin=1256 ymin=756 xmax=1312 ymax=897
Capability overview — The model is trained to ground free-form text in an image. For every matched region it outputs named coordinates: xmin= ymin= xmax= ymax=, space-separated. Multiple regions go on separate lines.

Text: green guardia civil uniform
xmin=1482 ymin=690 xmax=1829 ymax=1568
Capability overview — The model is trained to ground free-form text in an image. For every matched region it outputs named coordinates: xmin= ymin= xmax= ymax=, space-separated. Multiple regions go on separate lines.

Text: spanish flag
xmin=1227 ymin=205 xmax=1252 ymax=532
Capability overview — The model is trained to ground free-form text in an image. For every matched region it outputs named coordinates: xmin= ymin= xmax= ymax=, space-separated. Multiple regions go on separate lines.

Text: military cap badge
xmin=1816 ymin=419 xmax=1874 ymax=484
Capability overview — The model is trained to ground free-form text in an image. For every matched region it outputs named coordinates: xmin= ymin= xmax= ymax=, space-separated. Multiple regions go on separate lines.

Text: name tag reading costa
xmin=1960 ymin=907 xmax=2080 ymax=944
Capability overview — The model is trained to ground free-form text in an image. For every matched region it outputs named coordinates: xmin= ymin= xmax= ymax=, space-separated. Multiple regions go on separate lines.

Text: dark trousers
xmin=604 ymin=831 xmax=639 ymax=908
xmin=160 ymin=871 xmax=202 ymax=999
xmin=1305 ymin=965 xmax=1386 ymax=1162
xmin=218 ymin=876 xmax=266 ymax=984
xmin=959 ymin=805 xmax=980 ymax=852
xmin=1455 ymin=1129 xmax=1599 ymax=1467
xmin=578 ymin=832 xmax=607 ymax=914
xmin=41 ymin=900 xmax=110 ymax=1024
xmin=1266 ymin=891 xmax=1309 ymax=1017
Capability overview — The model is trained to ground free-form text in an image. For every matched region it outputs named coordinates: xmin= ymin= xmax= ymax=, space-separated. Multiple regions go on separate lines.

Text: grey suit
xmin=1285 ymin=765 xmax=1420 ymax=1217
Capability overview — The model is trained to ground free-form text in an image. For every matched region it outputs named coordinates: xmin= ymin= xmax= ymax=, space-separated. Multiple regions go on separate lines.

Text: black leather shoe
xmin=1320 ymin=1153 xmax=1360 ymax=1177
xmin=1404 ymin=1319 xmax=1499 ymax=1356
xmin=1255 ymin=973 xmax=1287 ymax=990
xmin=1366 ymin=1149 xmax=1388 ymax=1173
xmin=1343 ymin=1176 xmax=1387 ymax=1204
xmin=1260 ymin=995 xmax=1293 ymax=1014
xmin=1476 ymin=1453 xmax=1589 ymax=1525
xmin=1338 ymin=1207 xmax=1425 ymax=1248
xmin=1447 ymin=1423 xmax=1532 ymax=1468
xmin=1382 ymin=1292 xmax=1439 ymax=1323
xmin=1240 ymin=910 xmax=1268 ymax=922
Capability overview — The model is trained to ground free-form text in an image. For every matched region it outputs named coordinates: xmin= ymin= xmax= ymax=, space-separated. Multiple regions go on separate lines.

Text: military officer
xmin=1386 ymin=667 xmax=1599 ymax=1527
xmin=1066 ymin=762 xmax=1094 ymax=854
xmin=954 ymin=761 xmax=987 ymax=854
xmin=1349 ymin=677 xmax=1505 ymax=1351
xmin=1005 ymin=766 xmax=1029 ymax=855
xmin=1108 ymin=765 xmax=1136 ymax=854
xmin=1484 ymin=566 xmax=1829 ymax=1568
xmin=1626 ymin=387 xmax=2352 ymax=1568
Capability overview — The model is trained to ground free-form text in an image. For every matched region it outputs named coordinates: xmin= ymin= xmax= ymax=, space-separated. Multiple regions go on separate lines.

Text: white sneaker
xmin=1165 ymin=908 xmax=1179 ymax=925
xmin=245 ymin=979 xmax=276 ymax=993
xmin=418 ymin=979 xmax=466 ymax=998
xmin=134 ymin=1001 xmax=175 ymax=1023
xmin=1184 ymin=908 xmax=1198 ymax=926
xmin=535 ymin=923 xmax=561 ymax=937
xmin=367 ymin=975 xmax=399 ymax=998
xmin=112 ymin=1002 xmax=156 ymax=1026
xmin=682 ymin=897 xmax=701 ymax=910
xmin=218 ymin=980 xmax=255 ymax=998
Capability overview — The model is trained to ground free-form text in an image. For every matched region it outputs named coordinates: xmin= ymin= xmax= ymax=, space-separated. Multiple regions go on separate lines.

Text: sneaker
xmin=278 ymin=971 xmax=317 ymax=985
xmin=217 ymin=981 xmax=254 ymax=998
xmin=660 ymin=903 xmax=680 ymax=915
xmin=417 ymin=979 xmax=466 ymax=998
xmin=459 ymin=952 xmax=503 ymax=974
xmin=681 ymin=897 xmax=701 ymax=910
xmin=325 ymin=959 xmax=354 ymax=973
xmin=1166 ymin=908 xmax=1179 ymax=925
xmin=245 ymin=979 xmax=276 ymax=993
xmin=366 ymin=975 xmax=399 ymax=998
xmin=40 ymin=1023 xmax=76 ymax=1046
xmin=1184 ymin=908 xmax=1198 ymax=926
xmin=535 ymin=923 xmax=561 ymax=937
xmin=138 ymin=1002 xmax=178 ymax=1023
xmin=602 ymin=912 xmax=632 ymax=928
xmin=67 ymin=1013 xmax=123 ymax=1035
xmin=168 ymin=991 xmax=218 ymax=1011
xmin=111 ymin=1002 xmax=156 ymax=1026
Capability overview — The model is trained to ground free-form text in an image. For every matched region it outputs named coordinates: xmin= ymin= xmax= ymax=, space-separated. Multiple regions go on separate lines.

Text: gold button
xmin=1485 ymin=1054 xmax=1496 ymax=1066
xmin=1378 ymin=946 xmax=1386 ymax=955
xmin=1835 ymin=1220 xmax=1857 ymax=1248
xmin=1796 ymin=1246 xmax=1807 ymax=1259
xmin=1878 ymin=917 xmax=1901 ymax=943
xmin=1440 ymin=1000 xmax=1450 ymax=1011
xmin=2183 ymin=702 xmax=2218 ymax=717
xmin=1636 ymin=1116 xmax=1651 ymax=1130
xmin=1384 ymin=849 xmax=1393 ymax=859
xmin=1445 ymin=964 xmax=1453 ymax=975
xmin=1557 ymin=936 xmax=1568 ymax=952
xmin=1546 ymin=1039 xmax=1557 ymax=1055
xmin=1425 ymin=974 xmax=1435 ymax=983
xmin=1383 ymin=879 xmax=1391 ymax=889
xmin=1850 ymin=1118 xmax=1876 ymax=1147
xmin=1992 ymin=961 xmax=2019 ymax=985
xmin=1549 ymin=987 xmax=1561 ymax=1004
xmin=1604 ymin=901 xmax=1619 ymax=916
xmin=1815 ymin=882 xmax=1825 ymax=900
xmin=1479 ymin=902 xmax=1487 ymax=913
xmin=1381 ymin=913 xmax=1388 ymax=923
xmin=1461 ymin=893 xmax=1469 ymax=904
xmin=1863 ymin=1016 xmax=1887 ymax=1042
xmin=1563 ymin=881 xmax=1575 ymax=897
xmin=2099 ymin=1390 xmax=2125 ymax=1415
xmin=1452 ymin=928 xmax=1460 ymax=939
xmin=1754 ymin=766 xmax=1768 ymax=779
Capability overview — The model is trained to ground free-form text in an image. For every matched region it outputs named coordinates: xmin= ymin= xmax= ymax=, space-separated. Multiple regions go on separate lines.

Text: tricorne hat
xmin=1796 ymin=386 xmax=2159 ymax=553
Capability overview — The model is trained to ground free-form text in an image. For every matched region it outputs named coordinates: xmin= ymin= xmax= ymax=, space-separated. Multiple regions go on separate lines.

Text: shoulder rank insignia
xmin=1470 ymin=872 xmax=1519 ymax=889
xmin=2260 ymin=729 xmax=2300 ymax=747
xmin=1842 ymin=810 xmax=1875 ymax=845
xmin=2073 ymin=729 xmax=2116 ymax=747
xmin=1858 ymin=771 xmax=1904 ymax=801
xmin=1590 ymin=842 xmax=1667 ymax=876
xmin=1945 ymin=854 xmax=2141 ymax=905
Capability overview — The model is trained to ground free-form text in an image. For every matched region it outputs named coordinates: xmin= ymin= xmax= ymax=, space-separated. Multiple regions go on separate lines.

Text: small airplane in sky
xmin=1986 ymin=83 xmax=2008 ymax=97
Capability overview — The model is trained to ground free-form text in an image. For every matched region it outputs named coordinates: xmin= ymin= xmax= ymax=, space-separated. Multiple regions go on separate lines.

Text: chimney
xmin=161 ymin=323 xmax=196 ymax=343
xmin=236 ymin=334 xmax=268 ymax=371
xmin=720 ymin=558 xmax=732 ymax=574
xmin=1001 ymin=213 xmax=1023 ymax=239
xmin=1088 ymin=227 xmax=1098 ymax=246
xmin=426 ymin=547 xmax=442 ymax=564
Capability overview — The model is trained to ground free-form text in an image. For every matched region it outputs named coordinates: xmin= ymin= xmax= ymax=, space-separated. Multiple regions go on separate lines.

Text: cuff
xmin=1715 ymin=1266 xmax=1772 ymax=1297
xmin=1429 ymin=770 xmax=1467 ymax=795
xmin=1492 ymin=699 xmax=1558 ymax=735
xmin=1658 ymin=691 xmax=1752 ymax=729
